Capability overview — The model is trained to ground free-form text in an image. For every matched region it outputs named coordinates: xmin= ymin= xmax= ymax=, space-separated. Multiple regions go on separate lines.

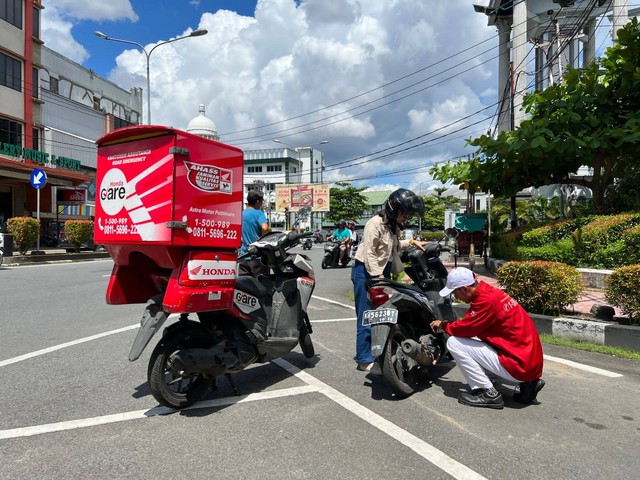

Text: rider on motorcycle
xmin=329 ymin=220 xmax=351 ymax=266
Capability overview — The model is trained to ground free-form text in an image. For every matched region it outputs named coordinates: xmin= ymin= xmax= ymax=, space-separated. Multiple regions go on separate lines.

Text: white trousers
xmin=447 ymin=336 xmax=519 ymax=390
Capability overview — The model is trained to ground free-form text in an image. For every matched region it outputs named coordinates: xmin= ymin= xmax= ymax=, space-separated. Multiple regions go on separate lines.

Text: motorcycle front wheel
xmin=148 ymin=327 xmax=213 ymax=408
xmin=382 ymin=324 xmax=420 ymax=398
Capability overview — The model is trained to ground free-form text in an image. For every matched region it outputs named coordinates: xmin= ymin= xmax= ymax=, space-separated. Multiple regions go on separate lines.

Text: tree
xmin=419 ymin=195 xmax=460 ymax=231
xmin=431 ymin=20 xmax=640 ymax=211
xmin=326 ymin=182 xmax=369 ymax=225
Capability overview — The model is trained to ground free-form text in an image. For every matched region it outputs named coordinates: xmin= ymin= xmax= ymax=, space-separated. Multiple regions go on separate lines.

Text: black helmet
xmin=338 ymin=219 xmax=346 ymax=227
xmin=384 ymin=188 xmax=424 ymax=222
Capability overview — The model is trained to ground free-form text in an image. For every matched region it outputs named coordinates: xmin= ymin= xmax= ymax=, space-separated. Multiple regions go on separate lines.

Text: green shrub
xmin=572 ymin=213 xmax=640 ymax=265
xmin=490 ymin=227 xmax=528 ymax=260
xmin=520 ymin=217 xmax=595 ymax=248
xmin=6 ymin=217 xmax=40 ymax=255
xmin=620 ymin=225 xmax=640 ymax=266
xmin=419 ymin=231 xmax=445 ymax=242
xmin=516 ymin=238 xmax=575 ymax=264
xmin=64 ymin=220 xmax=93 ymax=253
xmin=591 ymin=240 xmax=626 ymax=269
xmin=605 ymin=265 xmax=640 ymax=324
xmin=496 ymin=261 xmax=583 ymax=315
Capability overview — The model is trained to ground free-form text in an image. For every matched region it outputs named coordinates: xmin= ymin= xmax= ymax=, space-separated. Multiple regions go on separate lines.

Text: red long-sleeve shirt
xmin=443 ymin=281 xmax=544 ymax=382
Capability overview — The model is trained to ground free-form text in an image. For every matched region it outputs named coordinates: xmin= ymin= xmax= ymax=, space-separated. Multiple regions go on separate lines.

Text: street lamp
xmin=95 ymin=28 xmax=208 ymax=124
xmin=272 ymin=139 xmax=329 ymax=230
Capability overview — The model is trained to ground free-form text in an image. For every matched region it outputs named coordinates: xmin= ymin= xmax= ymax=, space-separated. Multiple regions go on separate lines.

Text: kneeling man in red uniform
xmin=430 ymin=267 xmax=544 ymax=409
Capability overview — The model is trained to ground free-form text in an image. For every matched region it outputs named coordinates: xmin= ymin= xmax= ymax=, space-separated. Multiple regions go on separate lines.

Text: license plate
xmin=362 ymin=308 xmax=398 ymax=326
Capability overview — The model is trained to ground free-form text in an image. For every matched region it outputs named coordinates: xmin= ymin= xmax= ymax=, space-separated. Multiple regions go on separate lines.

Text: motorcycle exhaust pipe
xmin=169 ymin=349 xmax=229 ymax=377
xmin=401 ymin=339 xmax=436 ymax=366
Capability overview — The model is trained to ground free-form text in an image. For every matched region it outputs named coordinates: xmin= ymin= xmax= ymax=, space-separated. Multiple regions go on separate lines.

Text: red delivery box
xmin=94 ymin=125 xmax=243 ymax=249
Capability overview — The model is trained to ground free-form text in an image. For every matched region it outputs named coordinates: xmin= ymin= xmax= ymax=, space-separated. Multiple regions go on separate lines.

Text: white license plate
xmin=362 ymin=308 xmax=398 ymax=326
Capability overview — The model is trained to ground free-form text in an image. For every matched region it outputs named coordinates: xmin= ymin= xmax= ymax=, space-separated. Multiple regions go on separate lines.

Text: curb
xmin=2 ymin=251 xmax=111 ymax=266
xmin=451 ymin=304 xmax=640 ymax=353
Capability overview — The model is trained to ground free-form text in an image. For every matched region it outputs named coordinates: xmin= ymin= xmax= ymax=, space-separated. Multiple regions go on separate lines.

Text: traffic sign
xmin=30 ymin=168 xmax=47 ymax=189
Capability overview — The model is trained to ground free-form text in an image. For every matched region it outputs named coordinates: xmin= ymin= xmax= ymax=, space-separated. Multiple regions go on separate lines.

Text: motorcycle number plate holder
xmin=362 ymin=308 xmax=398 ymax=326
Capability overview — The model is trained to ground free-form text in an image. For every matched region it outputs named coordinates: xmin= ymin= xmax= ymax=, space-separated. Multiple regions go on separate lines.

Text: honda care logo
xmin=184 ymin=161 xmax=232 ymax=194
xmin=187 ymin=260 xmax=237 ymax=280
xmin=233 ymin=289 xmax=260 ymax=314
xmin=99 ymin=168 xmax=128 ymax=215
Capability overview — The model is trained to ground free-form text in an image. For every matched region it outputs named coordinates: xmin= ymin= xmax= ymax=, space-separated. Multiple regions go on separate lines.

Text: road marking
xmin=273 ymin=358 xmax=487 ymax=480
xmin=0 ymin=325 xmax=139 ymax=368
xmin=544 ymin=354 xmax=623 ymax=378
xmin=0 ymin=385 xmax=318 ymax=440
xmin=312 ymin=317 xmax=357 ymax=323
xmin=312 ymin=295 xmax=355 ymax=310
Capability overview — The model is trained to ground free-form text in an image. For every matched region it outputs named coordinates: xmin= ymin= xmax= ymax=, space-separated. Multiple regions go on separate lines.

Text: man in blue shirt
xmin=330 ymin=219 xmax=351 ymax=266
xmin=239 ymin=189 xmax=269 ymax=276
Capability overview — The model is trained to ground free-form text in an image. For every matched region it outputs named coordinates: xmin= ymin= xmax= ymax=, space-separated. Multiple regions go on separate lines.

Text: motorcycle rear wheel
xmin=382 ymin=324 xmax=419 ymax=398
xmin=148 ymin=327 xmax=213 ymax=408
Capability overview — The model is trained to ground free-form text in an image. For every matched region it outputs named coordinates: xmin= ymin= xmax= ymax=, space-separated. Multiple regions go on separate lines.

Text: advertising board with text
xmin=94 ymin=128 xmax=243 ymax=249
xmin=275 ymin=183 xmax=330 ymax=212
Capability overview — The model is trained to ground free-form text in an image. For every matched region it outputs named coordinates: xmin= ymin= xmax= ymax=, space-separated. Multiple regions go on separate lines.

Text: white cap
xmin=439 ymin=267 xmax=476 ymax=296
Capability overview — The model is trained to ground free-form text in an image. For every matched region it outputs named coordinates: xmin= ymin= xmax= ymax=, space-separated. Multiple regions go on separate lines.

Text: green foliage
xmin=572 ymin=213 xmax=640 ymax=266
xmin=620 ymin=226 xmax=640 ymax=265
xmin=327 ymin=182 xmax=369 ymax=225
xmin=419 ymin=231 xmax=445 ymax=241
xmin=605 ymin=265 xmax=640 ymax=324
xmin=516 ymin=238 xmax=575 ymax=264
xmin=64 ymin=220 xmax=93 ymax=253
xmin=496 ymin=261 xmax=583 ymax=315
xmin=489 ymin=226 xmax=530 ymax=260
xmin=6 ymin=217 xmax=39 ymax=255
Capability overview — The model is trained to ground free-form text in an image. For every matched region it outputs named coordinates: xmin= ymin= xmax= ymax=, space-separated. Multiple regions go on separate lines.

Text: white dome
xmin=186 ymin=104 xmax=219 ymax=140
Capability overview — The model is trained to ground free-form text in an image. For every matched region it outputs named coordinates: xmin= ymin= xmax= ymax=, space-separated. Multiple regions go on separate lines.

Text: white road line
xmin=544 ymin=354 xmax=623 ymax=378
xmin=312 ymin=317 xmax=357 ymax=323
xmin=0 ymin=325 xmax=140 ymax=368
xmin=312 ymin=295 xmax=355 ymax=310
xmin=0 ymin=385 xmax=318 ymax=440
xmin=273 ymin=358 xmax=487 ymax=480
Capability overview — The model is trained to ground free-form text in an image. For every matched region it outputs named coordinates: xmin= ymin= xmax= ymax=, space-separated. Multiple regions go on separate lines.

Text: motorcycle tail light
xmin=368 ymin=286 xmax=392 ymax=306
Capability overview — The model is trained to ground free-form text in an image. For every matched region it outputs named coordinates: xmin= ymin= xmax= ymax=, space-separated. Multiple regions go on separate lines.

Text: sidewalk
xmin=1 ymin=247 xmax=110 ymax=266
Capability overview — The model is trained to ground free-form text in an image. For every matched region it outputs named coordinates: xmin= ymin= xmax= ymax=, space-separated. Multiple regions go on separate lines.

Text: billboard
xmin=275 ymin=183 xmax=330 ymax=212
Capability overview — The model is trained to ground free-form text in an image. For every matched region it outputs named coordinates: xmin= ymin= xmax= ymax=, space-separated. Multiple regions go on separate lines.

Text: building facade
xmin=0 ymin=0 xmax=142 ymax=241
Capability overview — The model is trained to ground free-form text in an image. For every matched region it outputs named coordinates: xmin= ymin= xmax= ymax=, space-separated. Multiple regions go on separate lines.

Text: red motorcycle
xmin=95 ymin=126 xmax=315 ymax=408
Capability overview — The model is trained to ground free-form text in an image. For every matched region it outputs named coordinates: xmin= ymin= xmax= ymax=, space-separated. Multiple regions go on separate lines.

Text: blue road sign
xmin=30 ymin=168 xmax=47 ymax=189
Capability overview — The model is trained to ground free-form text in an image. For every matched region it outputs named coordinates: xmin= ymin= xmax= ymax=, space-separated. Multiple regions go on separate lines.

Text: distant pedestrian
xmin=430 ymin=267 xmax=545 ymax=409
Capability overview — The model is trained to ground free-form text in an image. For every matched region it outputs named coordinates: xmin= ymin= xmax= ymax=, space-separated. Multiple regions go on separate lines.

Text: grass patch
xmin=540 ymin=333 xmax=640 ymax=361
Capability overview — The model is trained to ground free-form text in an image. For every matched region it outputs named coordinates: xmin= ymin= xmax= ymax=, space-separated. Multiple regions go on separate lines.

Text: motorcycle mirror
xmin=444 ymin=227 xmax=459 ymax=239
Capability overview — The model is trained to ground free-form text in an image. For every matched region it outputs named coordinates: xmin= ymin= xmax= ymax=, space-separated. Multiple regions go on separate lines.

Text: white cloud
xmin=43 ymin=0 xmax=500 ymax=190
xmin=45 ymin=0 xmax=138 ymax=22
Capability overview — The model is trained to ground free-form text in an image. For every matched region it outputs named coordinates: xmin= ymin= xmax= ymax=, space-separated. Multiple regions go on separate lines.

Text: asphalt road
xmin=1 ymin=245 xmax=639 ymax=480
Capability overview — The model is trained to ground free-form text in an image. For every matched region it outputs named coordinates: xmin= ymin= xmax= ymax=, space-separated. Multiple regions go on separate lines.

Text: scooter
xmin=321 ymin=239 xmax=350 ymax=269
xmin=302 ymin=237 xmax=313 ymax=250
xmin=364 ymin=233 xmax=456 ymax=398
xmin=126 ymin=230 xmax=316 ymax=408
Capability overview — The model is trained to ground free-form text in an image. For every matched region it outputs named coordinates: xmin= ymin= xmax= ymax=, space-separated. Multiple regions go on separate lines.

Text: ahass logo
xmin=184 ymin=161 xmax=232 ymax=194
xmin=233 ymin=289 xmax=261 ymax=314
xmin=99 ymin=168 xmax=128 ymax=215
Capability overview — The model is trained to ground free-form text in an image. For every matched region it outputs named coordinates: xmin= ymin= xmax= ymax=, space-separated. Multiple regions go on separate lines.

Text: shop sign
xmin=0 ymin=141 xmax=83 ymax=171
xmin=57 ymin=188 xmax=87 ymax=203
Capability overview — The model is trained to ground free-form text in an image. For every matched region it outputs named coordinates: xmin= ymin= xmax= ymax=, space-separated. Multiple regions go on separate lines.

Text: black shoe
xmin=513 ymin=379 xmax=545 ymax=404
xmin=458 ymin=389 xmax=504 ymax=409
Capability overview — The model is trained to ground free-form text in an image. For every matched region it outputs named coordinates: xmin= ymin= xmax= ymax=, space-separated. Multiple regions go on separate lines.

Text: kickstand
xmin=225 ymin=373 xmax=240 ymax=396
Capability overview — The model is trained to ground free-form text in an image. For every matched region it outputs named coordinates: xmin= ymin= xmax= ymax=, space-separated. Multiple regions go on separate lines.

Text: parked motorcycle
xmin=302 ymin=237 xmax=313 ymax=250
xmin=321 ymin=240 xmax=350 ymax=269
xmin=312 ymin=231 xmax=324 ymax=244
xmin=364 ymin=234 xmax=456 ymax=398
xmin=126 ymin=230 xmax=316 ymax=408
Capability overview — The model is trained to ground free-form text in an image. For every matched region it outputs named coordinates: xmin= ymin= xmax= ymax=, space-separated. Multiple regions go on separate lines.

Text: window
xmin=0 ymin=117 xmax=22 ymax=146
xmin=114 ymin=117 xmax=134 ymax=129
xmin=0 ymin=0 xmax=22 ymax=29
xmin=247 ymin=166 xmax=263 ymax=173
xmin=49 ymin=77 xmax=58 ymax=94
xmin=32 ymin=128 xmax=40 ymax=150
xmin=267 ymin=165 xmax=282 ymax=172
xmin=0 ymin=53 xmax=21 ymax=91
xmin=32 ymin=5 xmax=40 ymax=39
xmin=32 ymin=67 xmax=38 ymax=98
xmin=291 ymin=166 xmax=297 ymax=173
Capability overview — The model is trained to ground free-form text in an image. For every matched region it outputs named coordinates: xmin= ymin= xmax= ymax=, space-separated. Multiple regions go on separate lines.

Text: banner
xmin=275 ymin=183 xmax=330 ymax=212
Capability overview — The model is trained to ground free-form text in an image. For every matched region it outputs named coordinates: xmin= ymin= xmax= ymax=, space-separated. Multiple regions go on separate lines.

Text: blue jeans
xmin=351 ymin=260 xmax=391 ymax=364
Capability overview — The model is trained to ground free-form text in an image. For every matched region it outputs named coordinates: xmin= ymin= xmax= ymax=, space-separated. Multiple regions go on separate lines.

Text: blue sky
xmin=40 ymin=0 xmax=621 ymax=193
